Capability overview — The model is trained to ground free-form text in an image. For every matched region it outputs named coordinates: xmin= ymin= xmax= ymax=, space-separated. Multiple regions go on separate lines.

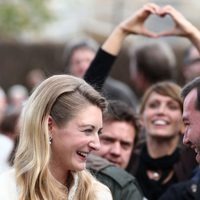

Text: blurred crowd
xmin=1 ymin=3 xmax=200 ymax=200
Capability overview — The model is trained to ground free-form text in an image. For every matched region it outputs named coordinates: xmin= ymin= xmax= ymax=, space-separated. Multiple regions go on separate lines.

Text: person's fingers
xmin=120 ymin=3 xmax=161 ymax=36
xmin=143 ymin=3 xmax=160 ymax=14
xmin=158 ymin=5 xmax=175 ymax=15
xmin=158 ymin=5 xmax=182 ymax=22
xmin=135 ymin=3 xmax=159 ymax=20
xmin=141 ymin=27 xmax=159 ymax=38
xmin=142 ymin=4 xmax=158 ymax=18
xmin=157 ymin=29 xmax=177 ymax=37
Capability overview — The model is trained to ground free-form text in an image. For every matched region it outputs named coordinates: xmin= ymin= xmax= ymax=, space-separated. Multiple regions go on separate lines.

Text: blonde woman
xmin=0 ymin=75 xmax=112 ymax=200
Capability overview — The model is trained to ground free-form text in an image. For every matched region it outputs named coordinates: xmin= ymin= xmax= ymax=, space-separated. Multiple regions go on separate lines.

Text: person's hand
xmin=157 ymin=5 xmax=197 ymax=38
xmin=118 ymin=3 xmax=160 ymax=38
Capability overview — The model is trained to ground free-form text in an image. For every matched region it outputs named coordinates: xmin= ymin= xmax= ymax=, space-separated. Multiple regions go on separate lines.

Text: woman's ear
xmin=48 ymin=116 xmax=54 ymax=132
xmin=139 ymin=115 xmax=144 ymax=128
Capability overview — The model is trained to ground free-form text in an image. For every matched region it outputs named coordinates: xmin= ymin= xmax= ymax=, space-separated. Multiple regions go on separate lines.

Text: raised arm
xmin=102 ymin=3 xmax=159 ymax=55
xmin=158 ymin=5 xmax=200 ymax=52
xmin=84 ymin=3 xmax=159 ymax=90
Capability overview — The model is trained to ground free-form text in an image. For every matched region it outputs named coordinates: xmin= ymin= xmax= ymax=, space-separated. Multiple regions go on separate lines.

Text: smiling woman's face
xmin=141 ymin=92 xmax=183 ymax=139
xmin=49 ymin=105 xmax=103 ymax=174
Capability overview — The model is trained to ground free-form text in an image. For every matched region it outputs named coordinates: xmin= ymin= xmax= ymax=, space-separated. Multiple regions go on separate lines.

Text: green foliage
xmin=0 ymin=0 xmax=53 ymax=38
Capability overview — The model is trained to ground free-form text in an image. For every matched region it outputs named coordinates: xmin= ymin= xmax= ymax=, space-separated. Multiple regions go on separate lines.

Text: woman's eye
xmin=148 ymin=102 xmax=158 ymax=108
xmin=168 ymin=104 xmax=179 ymax=110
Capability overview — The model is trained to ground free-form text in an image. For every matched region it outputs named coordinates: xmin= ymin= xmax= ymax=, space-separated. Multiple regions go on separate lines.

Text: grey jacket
xmin=87 ymin=154 xmax=144 ymax=200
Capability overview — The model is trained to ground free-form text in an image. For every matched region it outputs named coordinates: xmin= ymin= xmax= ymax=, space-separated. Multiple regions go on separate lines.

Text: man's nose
xmin=110 ymin=142 xmax=121 ymax=156
xmin=183 ymin=132 xmax=190 ymax=146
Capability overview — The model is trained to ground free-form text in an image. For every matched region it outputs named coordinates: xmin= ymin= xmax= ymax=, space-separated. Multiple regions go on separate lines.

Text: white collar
xmin=68 ymin=172 xmax=79 ymax=200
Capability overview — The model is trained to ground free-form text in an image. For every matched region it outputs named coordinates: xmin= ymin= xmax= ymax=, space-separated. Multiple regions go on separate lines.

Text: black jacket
xmin=159 ymin=167 xmax=200 ymax=200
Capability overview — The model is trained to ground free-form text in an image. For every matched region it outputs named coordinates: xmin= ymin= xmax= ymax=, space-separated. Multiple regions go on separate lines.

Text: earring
xmin=49 ymin=136 xmax=53 ymax=144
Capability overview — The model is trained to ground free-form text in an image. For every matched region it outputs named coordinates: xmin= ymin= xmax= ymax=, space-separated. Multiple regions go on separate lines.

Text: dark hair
xmin=129 ymin=41 xmax=177 ymax=83
xmin=0 ymin=111 xmax=20 ymax=136
xmin=183 ymin=45 xmax=200 ymax=66
xmin=103 ymin=100 xmax=139 ymax=143
xmin=181 ymin=77 xmax=200 ymax=110
xmin=0 ymin=111 xmax=20 ymax=165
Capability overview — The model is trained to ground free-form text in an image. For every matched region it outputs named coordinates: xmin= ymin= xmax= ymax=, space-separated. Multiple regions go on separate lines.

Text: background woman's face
xmin=141 ymin=92 xmax=183 ymax=139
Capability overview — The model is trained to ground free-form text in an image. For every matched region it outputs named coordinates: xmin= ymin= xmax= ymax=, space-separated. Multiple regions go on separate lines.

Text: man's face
xmin=69 ymin=48 xmax=95 ymax=78
xmin=183 ymin=88 xmax=200 ymax=163
xmin=94 ymin=121 xmax=136 ymax=169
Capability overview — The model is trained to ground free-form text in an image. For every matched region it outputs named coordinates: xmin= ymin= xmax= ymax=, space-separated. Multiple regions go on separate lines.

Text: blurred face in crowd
xmin=69 ymin=48 xmax=95 ymax=78
xmin=183 ymin=47 xmax=200 ymax=82
xmin=94 ymin=120 xmax=136 ymax=169
xmin=141 ymin=92 xmax=183 ymax=139
xmin=183 ymin=89 xmax=200 ymax=163
xmin=49 ymin=105 xmax=102 ymax=177
xmin=0 ymin=92 xmax=7 ymax=124
xmin=184 ymin=61 xmax=200 ymax=83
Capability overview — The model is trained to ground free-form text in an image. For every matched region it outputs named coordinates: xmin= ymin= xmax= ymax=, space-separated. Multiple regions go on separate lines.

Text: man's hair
xmin=129 ymin=41 xmax=177 ymax=83
xmin=103 ymin=100 xmax=139 ymax=143
xmin=181 ymin=77 xmax=200 ymax=110
xmin=183 ymin=45 xmax=200 ymax=66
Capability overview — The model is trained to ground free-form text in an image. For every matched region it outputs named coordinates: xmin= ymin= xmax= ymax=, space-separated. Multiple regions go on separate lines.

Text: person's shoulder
xmin=87 ymin=154 xmax=137 ymax=187
xmin=95 ymin=162 xmax=143 ymax=199
xmin=101 ymin=164 xmax=136 ymax=187
xmin=87 ymin=155 xmax=143 ymax=199
xmin=105 ymin=77 xmax=133 ymax=94
xmin=104 ymin=77 xmax=138 ymax=107
xmin=93 ymin=178 xmax=113 ymax=200
xmin=0 ymin=169 xmax=18 ymax=200
xmin=0 ymin=168 xmax=15 ymax=183
xmin=0 ymin=169 xmax=16 ymax=190
xmin=95 ymin=188 xmax=113 ymax=200
xmin=159 ymin=178 xmax=200 ymax=200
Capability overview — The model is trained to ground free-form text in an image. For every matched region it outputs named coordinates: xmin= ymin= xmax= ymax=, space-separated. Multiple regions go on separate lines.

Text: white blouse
xmin=0 ymin=169 xmax=112 ymax=200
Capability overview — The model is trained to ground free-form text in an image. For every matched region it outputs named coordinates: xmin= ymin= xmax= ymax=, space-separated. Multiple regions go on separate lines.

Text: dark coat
xmin=126 ymin=143 xmax=198 ymax=200
xmin=159 ymin=167 xmax=200 ymax=200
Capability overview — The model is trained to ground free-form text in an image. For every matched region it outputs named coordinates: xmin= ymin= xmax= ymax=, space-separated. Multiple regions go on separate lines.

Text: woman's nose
xmin=89 ymin=134 xmax=101 ymax=151
xmin=157 ymin=105 xmax=166 ymax=113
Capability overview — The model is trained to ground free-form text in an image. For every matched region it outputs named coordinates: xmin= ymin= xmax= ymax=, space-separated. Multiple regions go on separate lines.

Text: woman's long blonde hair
xmin=14 ymin=75 xmax=107 ymax=200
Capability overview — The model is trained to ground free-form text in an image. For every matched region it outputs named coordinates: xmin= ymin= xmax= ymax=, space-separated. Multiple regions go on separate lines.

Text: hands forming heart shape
xmin=120 ymin=3 xmax=195 ymax=39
